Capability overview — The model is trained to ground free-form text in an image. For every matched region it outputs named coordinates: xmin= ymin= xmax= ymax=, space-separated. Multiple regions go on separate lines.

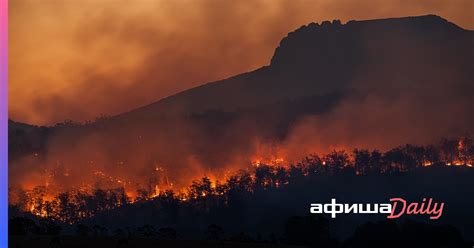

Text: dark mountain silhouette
xmin=8 ymin=15 xmax=474 ymax=247
xmin=8 ymin=119 xmax=51 ymax=161
xmin=8 ymin=15 xmax=474 ymax=189
xmin=114 ymin=14 xmax=471 ymax=121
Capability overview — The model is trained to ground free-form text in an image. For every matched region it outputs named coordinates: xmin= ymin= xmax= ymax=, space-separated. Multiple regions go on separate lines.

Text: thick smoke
xmin=9 ymin=0 xmax=473 ymax=125
xmin=8 ymin=1 xmax=473 ymax=200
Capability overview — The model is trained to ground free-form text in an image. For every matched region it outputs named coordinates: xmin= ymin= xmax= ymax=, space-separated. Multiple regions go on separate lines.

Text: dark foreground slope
xmin=9 ymin=166 xmax=474 ymax=248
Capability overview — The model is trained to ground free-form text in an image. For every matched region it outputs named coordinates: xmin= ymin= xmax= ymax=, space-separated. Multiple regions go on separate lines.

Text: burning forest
xmin=7 ymin=13 xmax=474 ymax=247
xmin=8 ymin=136 xmax=474 ymax=223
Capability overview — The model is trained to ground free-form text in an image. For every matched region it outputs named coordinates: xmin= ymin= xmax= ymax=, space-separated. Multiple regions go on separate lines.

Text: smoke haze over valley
xmin=8 ymin=15 xmax=474 ymax=199
xmin=9 ymin=0 xmax=473 ymax=125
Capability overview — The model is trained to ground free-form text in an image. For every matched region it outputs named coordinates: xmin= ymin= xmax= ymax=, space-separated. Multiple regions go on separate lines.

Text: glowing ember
xmin=10 ymin=136 xmax=474 ymax=221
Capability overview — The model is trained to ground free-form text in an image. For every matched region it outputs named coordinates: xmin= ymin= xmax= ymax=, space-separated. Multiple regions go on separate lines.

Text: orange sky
xmin=9 ymin=0 xmax=473 ymax=125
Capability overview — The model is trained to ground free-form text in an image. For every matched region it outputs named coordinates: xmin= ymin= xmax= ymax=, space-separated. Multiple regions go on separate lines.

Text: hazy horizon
xmin=9 ymin=0 xmax=473 ymax=125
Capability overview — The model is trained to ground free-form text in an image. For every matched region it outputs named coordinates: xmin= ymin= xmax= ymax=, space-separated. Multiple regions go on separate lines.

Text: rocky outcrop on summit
xmin=271 ymin=15 xmax=467 ymax=68
xmin=9 ymin=15 xmax=474 ymax=179
xmin=116 ymin=15 xmax=472 ymax=122
xmin=269 ymin=15 xmax=472 ymax=93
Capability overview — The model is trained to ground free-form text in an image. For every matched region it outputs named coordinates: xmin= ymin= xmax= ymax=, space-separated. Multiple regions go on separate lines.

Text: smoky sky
xmin=9 ymin=0 xmax=473 ymax=125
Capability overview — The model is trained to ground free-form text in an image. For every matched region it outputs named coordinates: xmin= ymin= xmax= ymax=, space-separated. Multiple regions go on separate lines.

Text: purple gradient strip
xmin=0 ymin=0 xmax=7 ymax=246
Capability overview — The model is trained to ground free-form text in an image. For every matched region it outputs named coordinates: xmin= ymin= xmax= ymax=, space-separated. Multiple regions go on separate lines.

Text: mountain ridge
xmin=8 ymin=15 xmax=474 ymax=183
xmin=11 ymin=15 xmax=472 ymax=127
xmin=110 ymin=15 xmax=472 ymax=124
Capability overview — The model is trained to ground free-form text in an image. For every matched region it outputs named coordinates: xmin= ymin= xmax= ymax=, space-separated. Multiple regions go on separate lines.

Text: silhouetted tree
xmin=369 ymin=150 xmax=383 ymax=173
xmin=458 ymin=136 xmax=473 ymax=165
xmin=324 ymin=150 xmax=350 ymax=173
xmin=354 ymin=149 xmax=370 ymax=175
xmin=424 ymin=145 xmax=441 ymax=165
xmin=439 ymin=138 xmax=459 ymax=164
xmin=303 ymin=154 xmax=325 ymax=175
xmin=189 ymin=177 xmax=214 ymax=200
xmin=255 ymin=165 xmax=274 ymax=189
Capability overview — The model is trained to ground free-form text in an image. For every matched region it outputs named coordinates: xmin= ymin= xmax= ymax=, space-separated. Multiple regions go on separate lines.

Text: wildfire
xmin=12 ymin=136 xmax=474 ymax=221
xmin=252 ymin=157 xmax=287 ymax=167
xmin=26 ymin=193 xmax=56 ymax=218
xmin=447 ymin=161 xmax=471 ymax=166
xmin=150 ymin=185 xmax=162 ymax=198
xmin=94 ymin=171 xmax=106 ymax=177
xmin=423 ymin=161 xmax=432 ymax=167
